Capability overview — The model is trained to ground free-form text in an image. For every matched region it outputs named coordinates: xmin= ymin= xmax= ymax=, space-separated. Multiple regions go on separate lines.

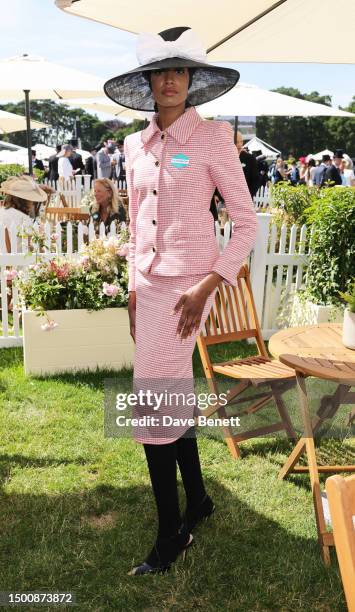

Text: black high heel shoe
xmin=182 ymin=494 xmax=215 ymax=533
xmin=128 ymin=524 xmax=194 ymax=576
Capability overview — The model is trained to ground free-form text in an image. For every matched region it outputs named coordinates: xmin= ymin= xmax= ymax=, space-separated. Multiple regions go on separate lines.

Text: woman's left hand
xmin=172 ymin=284 xmax=209 ymax=340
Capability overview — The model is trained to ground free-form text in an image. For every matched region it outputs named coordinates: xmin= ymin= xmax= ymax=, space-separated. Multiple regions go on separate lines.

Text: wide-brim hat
xmin=0 ymin=175 xmax=47 ymax=202
xmin=104 ymin=26 xmax=240 ymax=111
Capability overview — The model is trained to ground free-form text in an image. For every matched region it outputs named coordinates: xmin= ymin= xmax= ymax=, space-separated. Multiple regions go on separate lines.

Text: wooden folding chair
xmin=196 ymin=264 xmax=297 ymax=459
xmin=326 ymin=475 xmax=355 ymax=611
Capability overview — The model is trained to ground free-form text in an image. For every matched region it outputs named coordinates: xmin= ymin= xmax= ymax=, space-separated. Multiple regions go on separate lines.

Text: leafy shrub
xmin=270 ymin=182 xmax=316 ymax=227
xmin=339 ymin=279 xmax=355 ymax=313
xmin=0 ymin=164 xmax=26 ymax=198
xmin=302 ymin=188 xmax=355 ymax=305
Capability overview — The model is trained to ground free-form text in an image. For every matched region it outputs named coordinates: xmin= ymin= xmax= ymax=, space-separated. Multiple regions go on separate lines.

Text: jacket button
xmin=152 ymin=246 xmax=156 ymax=252
xmin=152 ymin=219 xmax=156 ymax=225
xmin=153 ymin=189 xmax=157 ymax=195
xmin=155 ymin=160 xmax=159 ymax=166
xmin=161 ymin=134 xmax=165 ymax=140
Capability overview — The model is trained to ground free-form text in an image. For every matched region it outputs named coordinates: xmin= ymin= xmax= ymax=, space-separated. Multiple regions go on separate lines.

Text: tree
xmin=256 ymin=88 xmax=354 ymax=157
xmin=0 ymin=100 xmax=124 ymax=150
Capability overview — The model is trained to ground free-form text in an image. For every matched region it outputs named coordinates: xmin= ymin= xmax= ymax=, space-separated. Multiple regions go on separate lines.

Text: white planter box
xmin=22 ymin=307 xmax=135 ymax=376
xmin=289 ymin=293 xmax=344 ymax=327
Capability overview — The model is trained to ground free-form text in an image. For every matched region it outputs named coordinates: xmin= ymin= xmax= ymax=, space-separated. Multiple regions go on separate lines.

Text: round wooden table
xmin=268 ymin=323 xmax=355 ymax=565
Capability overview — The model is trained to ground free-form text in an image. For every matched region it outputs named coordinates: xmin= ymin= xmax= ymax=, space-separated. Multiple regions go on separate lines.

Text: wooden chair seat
xmin=212 ymin=355 xmax=296 ymax=383
xmin=197 ymin=264 xmax=297 ymax=459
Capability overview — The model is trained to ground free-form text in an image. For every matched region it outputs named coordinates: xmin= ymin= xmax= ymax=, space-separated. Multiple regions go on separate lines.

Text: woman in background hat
xmin=104 ymin=26 xmax=258 ymax=576
xmin=0 ymin=175 xmax=47 ymax=252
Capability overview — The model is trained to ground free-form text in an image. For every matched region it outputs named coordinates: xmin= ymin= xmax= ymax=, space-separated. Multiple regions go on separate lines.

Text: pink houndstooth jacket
xmin=124 ymin=106 xmax=258 ymax=291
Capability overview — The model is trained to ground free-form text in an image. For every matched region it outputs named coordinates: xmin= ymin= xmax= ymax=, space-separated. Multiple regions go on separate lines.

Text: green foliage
xmin=33 ymin=167 xmax=45 ymax=183
xmin=339 ymin=279 xmax=355 ymax=313
xmin=303 ymin=188 xmax=355 ymax=305
xmin=113 ymin=119 xmax=146 ymax=141
xmin=0 ymin=164 xmax=26 ymax=199
xmin=256 ymin=89 xmax=355 ymax=157
xmin=0 ymin=100 xmax=126 ymax=150
xmin=270 ymin=182 xmax=316 ymax=227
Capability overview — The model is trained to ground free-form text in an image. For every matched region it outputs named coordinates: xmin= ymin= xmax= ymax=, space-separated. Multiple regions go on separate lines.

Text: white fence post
xmin=249 ymin=213 xmax=272 ymax=325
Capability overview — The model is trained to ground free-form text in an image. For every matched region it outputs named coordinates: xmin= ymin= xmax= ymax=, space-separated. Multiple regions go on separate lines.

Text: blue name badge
xmin=171 ymin=153 xmax=190 ymax=169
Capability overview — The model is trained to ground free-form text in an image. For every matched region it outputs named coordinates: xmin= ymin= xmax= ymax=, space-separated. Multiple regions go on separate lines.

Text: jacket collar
xmin=141 ymin=106 xmax=203 ymax=145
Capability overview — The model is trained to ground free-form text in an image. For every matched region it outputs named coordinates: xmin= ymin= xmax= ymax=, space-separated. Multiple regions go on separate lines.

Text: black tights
xmin=143 ymin=427 xmax=206 ymax=538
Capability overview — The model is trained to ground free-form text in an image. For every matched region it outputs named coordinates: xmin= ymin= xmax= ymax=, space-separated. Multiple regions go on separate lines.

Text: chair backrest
xmin=326 ymin=475 xmax=355 ymax=612
xmin=199 ymin=264 xmax=268 ymax=358
xmin=44 ymin=207 xmax=90 ymax=223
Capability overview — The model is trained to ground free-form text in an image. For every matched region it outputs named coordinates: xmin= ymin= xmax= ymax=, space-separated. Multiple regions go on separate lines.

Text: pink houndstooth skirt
xmin=132 ymin=267 xmax=217 ymax=444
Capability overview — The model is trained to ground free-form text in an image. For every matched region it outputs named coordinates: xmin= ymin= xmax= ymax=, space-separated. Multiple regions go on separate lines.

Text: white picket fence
xmin=253 ymin=185 xmax=270 ymax=210
xmin=249 ymin=213 xmax=312 ymax=339
xmin=0 ymin=211 xmax=311 ymax=347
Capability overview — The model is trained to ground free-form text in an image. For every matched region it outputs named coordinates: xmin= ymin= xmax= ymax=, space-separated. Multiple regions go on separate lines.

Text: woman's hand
xmin=128 ymin=291 xmax=136 ymax=343
xmin=172 ymin=272 xmax=223 ymax=340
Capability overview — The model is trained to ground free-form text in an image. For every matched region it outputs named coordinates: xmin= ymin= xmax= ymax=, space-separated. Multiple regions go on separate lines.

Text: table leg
xmin=296 ymin=372 xmax=331 ymax=565
xmin=279 ymin=383 xmax=352 ymax=480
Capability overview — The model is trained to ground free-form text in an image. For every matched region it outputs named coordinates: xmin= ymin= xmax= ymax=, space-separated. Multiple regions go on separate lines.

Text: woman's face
xmin=94 ymin=183 xmax=111 ymax=206
xmin=150 ymin=67 xmax=189 ymax=109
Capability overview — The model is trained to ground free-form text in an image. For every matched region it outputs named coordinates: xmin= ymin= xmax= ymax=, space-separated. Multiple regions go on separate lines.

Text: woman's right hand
xmin=128 ymin=291 xmax=136 ymax=343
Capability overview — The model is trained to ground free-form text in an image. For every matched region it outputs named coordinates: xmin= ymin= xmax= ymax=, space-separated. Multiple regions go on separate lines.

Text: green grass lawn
xmin=0 ymin=342 xmax=353 ymax=612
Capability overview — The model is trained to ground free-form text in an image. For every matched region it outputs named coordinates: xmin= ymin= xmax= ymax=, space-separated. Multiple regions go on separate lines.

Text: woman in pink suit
xmin=104 ymin=26 xmax=258 ymax=576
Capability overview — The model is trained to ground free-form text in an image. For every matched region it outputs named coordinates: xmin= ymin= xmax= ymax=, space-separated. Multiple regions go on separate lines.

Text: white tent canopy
xmin=198 ymin=83 xmax=354 ymax=118
xmin=244 ymin=137 xmax=280 ymax=160
xmin=311 ymin=149 xmax=334 ymax=161
xmin=0 ymin=109 xmax=49 ymax=134
xmin=55 ymin=0 xmax=355 ymax=64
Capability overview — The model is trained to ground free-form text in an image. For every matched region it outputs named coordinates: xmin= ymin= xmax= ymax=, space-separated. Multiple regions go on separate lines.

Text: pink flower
xmin=41 ymin=320 xmax=59 ymax=332
xmin=51 ymin=232 xmax=59 ymax=241
xmin=50 ymin=260 xmax=70 ymax=279
xmin=102 ymin=282 xmax=119 ymax=297
xmin=4 ymin=269 xmax=18 ymax=281
xmin=80 ymin=255 xmax=90 ymax=267
xmin=118 ymin=243 xmax=129 ymax=257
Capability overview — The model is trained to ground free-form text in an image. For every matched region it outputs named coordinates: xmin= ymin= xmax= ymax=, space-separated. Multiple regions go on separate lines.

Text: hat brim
xmin=104 ymin=57 xmax=240 ymax=111
xmin=0 ymin=187 xmax=48 ymax=203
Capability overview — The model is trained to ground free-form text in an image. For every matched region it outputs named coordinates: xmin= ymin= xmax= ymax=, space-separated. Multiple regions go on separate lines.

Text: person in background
xmin=70 ymin=144 xmax=85 ymax=176
xmin=287 ymin=159 xmax=300 ymax=186
xmin=324 ymin=149 xmax=343 ymax=187
xmin=97 ymin=143 xmax=116 ymax=179
xmin=273 ymin=158 xmax=287 ymax=183
xmin=112 ymin=139 xmax=126 ymax=188
xmin=298 ymin=157 xmax=307 ymax=183
xmin=234 ymin=132 xmax=260 ymax=197
xmin=0 ymin=175 xmax=47 ymax=246
xmin=313 ymin=154 xmax=332 ymax=187
xmin=90 ymin=177 xmax=126 ymax=234
xmin=253 ymin=150 xmax=268 ymax=188
xmin=31 ymin=150 xmax=45 ymax=172
xmin=48 ymin=144 xmax=62 ymax=182
xmin=341 ymin=158 xmax=355 ymax=186
xmin=57 ymin=144 xmax=74 ymax=185
xmin=85 ymin=146 xmax=98 ymax=184
xmin=302 ymin=158 xmax=316 ymax=186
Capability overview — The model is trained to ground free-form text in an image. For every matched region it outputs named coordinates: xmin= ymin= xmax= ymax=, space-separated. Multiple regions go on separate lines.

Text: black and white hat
xmin=104 ymin=26 xmax=240 ymax=111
